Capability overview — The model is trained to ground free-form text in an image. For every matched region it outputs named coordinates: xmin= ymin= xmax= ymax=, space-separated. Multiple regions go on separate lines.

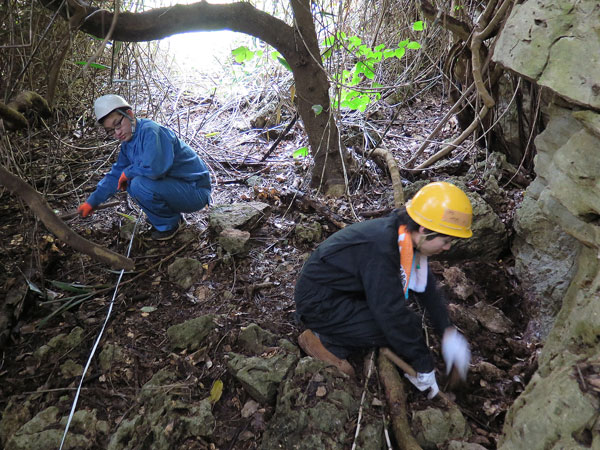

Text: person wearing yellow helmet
xmin=294 ymin=181 xmax=472 ymax=398
xmin=77 ymin=94 xmax=212 ymax=240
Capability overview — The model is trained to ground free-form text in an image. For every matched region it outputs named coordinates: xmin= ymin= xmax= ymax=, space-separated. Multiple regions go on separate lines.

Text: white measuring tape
xmin=59 ymin=219 xmax=139 ymax=449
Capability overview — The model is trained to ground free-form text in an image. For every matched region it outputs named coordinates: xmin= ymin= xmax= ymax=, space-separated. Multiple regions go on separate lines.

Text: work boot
xmin=298 ymin=330 xmax=356 ymax=377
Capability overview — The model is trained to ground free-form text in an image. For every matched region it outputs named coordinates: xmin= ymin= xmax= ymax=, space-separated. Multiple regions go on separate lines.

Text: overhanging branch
xmin=39 ymin=0 xmax=295 ymax=54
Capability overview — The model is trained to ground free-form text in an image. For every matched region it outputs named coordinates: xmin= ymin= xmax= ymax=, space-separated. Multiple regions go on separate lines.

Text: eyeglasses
xmin=104 ymin=116 xmax=125 ymax=138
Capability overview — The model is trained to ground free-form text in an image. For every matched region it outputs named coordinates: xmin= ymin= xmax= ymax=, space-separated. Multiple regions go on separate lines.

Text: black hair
xmin=99 ymin=107 xmax=131 ymax=125
xmin=394 ymin=207 xmax=441 ymax=240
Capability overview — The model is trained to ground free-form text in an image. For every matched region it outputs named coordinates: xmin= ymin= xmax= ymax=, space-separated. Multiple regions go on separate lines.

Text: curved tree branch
xmin=0 ymin=165 xmax=134 ymax=270
xmin=39 ymin=0 xmax=296 ymax=56
xmin=419 ymin=0 xmax=472 ymax=42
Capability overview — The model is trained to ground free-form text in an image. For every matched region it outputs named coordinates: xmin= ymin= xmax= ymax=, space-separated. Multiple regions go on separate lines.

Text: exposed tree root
xmin=370 ymin=148 xmax=404 ymax=208
xmin=0 ymin=165 xmax=134 ymax=270
xmin=378 ymin=351 xmax=422 ymax=450
xmin=0 ymin=91 xmax=51 ymax=130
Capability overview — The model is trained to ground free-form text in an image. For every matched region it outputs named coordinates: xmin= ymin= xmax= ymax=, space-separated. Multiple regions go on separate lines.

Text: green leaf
xmin=395 ymin=47 xmax=406 ymax=59
xmin=374 ymin=44 xmax=386 ymax=52
xmin=293 ymin=147 xmax=309 ymax=158
xmin=323 ymin=36 xmax=335 ymax=47
xmin=406 ymin=41 xmax=421 ymax=50
xmin=312 ymin=105 xmax=323 ymax=115
xmin=276 ymin=56 xmax=291 ymax=72
xmin=231 ymin=46 xmax=255 ymax=63
xmin=209 ymin=379 xmax=224 ymax=404
xmin=74 ymin=61 xmax=110 ymax=70
xmin=398 ymin=39 xmax=409 ymax=48
xmin=348 ymin=36 xmax=362 ymax=49
xmin=50 ymin=280 xmax=93 ymax=294
xmin=140 ymin=306 xmax=157 ymax=313
xmin=383 ymin=49 xmax=397 ymax=59
xmin=413 ymin=21 xmax=425 ymax=31
xmin=116 ymin=212 xmax=137 ymax=222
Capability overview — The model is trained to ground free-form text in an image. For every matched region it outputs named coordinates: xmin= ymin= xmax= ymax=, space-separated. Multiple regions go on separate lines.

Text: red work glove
xmin=77 ymin=202 xmax=93 ymax=218
xmin=117 ymin=171 xmax=129 ymax=191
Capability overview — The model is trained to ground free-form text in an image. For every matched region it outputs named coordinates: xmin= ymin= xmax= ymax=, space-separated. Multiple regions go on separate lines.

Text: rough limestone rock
xmin=493 ymin=2 xmax=600 ymax=446
xmin=0 ymin=398 xmax=32 ymax=448
xmin=167 ymin=257 xmax=203 ymax=290
xmin=447 ymin=442 xmax=487 ymax=450
xmin=226 ymin=350 xmax=299 ymax=404
xmin=33 ymin=327 xmax=84 ymax=363
xmin=412 ymin=405 xmax=470 ymax=449
xmin=107 ymin=369 xmax=215 ymax=450
xmin=294 ymin=221 xmax=323 ymax=245
xmin=471 ymin=301 xmax=513 ymax=335
xmin=167 ymin=314 xmax=217 ymax=351
xmin=208 ymin=202 xmax=270 ymax=233
xmin=494 ymin=0 xmax=600 ymax=109
xmin=237 ymin=323 xmax=280 ymax=354
xmin=218 ymin=228 xmax=251 ymax=255
xmin=259 ymin=357 xmax=382 ymax=450
xmin=500 ymin=359 xmax=599 ymax=449
xmin=5 ymin=407 xmax=108 ymax=450
xmin=99 ymin=343 xmax=128 ymax=372
xmin=59 ymin=359 xmax=83 ymax=378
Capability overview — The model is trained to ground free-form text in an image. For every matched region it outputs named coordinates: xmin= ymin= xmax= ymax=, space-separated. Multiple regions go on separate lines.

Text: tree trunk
xmin=287 ymin=0 xmax=348 ymax=196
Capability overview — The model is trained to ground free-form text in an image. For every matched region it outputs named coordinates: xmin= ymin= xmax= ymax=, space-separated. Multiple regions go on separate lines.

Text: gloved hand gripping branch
xmin=405 ymin=370 xmax=439 ymax=399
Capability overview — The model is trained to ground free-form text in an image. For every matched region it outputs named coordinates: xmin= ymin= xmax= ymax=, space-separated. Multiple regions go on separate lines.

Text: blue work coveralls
xmin=87 ymin=118 xmax=211 ymax=231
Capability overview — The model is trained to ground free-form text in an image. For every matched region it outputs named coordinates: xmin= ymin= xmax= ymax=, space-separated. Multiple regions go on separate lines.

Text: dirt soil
xmin=0 ymin=95 xmax=538 ymax=449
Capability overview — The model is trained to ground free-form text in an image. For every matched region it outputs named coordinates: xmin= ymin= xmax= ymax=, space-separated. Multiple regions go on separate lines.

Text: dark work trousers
xmin=295 ymin=274 xmax=437 ymax=360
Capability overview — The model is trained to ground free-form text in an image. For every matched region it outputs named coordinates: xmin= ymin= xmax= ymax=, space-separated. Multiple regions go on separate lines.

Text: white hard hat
xmin=94 ymin=94 xmax=131 ymax=123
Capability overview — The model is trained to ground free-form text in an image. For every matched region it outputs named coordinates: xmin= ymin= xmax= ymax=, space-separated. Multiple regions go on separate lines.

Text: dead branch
xmin=0 ymin=165 xmax=134 ymax=270
xmin=415 ymin=105 xmax=490 ymax=170
xmin=370 ymin=148 xmax=404 ymax=208
xmin=419 ymin=0 xmax=472 ymax=42
xmin=281 ymin=189 xmax=348 ymax=229
xmin=404 ymin=82 xmax=476 ymax=169
xmin=378 ymin=351 xmax=422 ymax=450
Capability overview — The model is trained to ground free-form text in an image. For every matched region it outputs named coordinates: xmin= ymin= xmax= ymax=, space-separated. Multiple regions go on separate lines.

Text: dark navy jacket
xmin=295 ymin=212 xmax=452 ymax=372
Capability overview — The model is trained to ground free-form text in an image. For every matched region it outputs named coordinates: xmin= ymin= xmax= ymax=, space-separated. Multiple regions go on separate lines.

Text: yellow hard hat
xmin=406 ymin=182 xmax=473 ymax=238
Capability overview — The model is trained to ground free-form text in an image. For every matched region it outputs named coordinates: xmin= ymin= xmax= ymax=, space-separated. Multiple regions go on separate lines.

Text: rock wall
xmin=493 ymin=1 xmax=600 ymax=448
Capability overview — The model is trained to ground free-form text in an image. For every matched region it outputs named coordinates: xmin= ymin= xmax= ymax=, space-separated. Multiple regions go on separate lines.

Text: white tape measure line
xmin=59 ymin=219 xmax=139 ymax=449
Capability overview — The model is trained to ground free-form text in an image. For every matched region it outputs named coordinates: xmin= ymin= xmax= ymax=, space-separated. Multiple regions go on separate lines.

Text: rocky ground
xmin=0 ymin=96 xmax=539 ymax=449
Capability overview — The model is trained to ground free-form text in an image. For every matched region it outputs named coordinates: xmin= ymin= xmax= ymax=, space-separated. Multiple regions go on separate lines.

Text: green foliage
xmin=325 ymin=32 xmax=421 ymax=112
xmin=230 ymin=24 xmax=423 ymax=113
xmin=74 ymin=61 xmax=110 ymax=70
xmin=293 ymin=146 xmax=309 ymax=158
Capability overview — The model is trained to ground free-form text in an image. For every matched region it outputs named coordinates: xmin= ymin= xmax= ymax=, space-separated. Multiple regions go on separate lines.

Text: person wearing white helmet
xmin=77 ymin=94 xmax=211 ymax=240
xmin=294 ymin=182 xmax=472 ymax=399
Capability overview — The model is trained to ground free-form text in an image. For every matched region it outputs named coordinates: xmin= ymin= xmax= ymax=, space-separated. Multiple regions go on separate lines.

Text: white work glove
xmin=404 ymin=370 xmax=439 ymax=399
xmin=442 ymin=328 xmax=471 ymax=380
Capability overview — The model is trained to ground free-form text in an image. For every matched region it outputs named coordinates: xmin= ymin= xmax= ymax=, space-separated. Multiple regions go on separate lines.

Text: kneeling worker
xmin=78 ymin=94 xmax=212 ymax=240
xmin=295 ymin=182 xmax=472 ymax=398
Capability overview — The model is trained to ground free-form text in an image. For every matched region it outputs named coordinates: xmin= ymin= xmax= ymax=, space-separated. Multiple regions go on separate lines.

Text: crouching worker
xmin=294 ymin=182 xmax=472 ymax=398
xmin=77 ymin=94 xmax=212 ymax=240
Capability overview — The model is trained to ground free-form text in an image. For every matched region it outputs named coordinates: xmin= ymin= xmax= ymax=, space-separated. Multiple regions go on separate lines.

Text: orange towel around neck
xmin=397 ymin=225 xmax=414 ymax=298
